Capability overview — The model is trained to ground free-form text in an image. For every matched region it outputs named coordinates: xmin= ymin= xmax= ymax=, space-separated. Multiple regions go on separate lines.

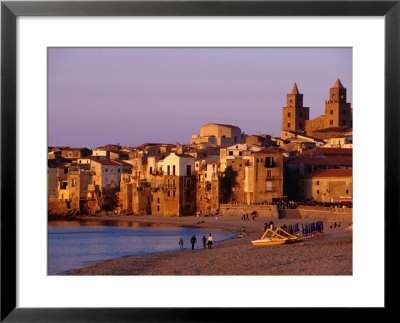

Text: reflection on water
xmin=48 ymin=221 xmax=236 ymax=275
xmin=49 ymin=219 xmax=177 ymax=228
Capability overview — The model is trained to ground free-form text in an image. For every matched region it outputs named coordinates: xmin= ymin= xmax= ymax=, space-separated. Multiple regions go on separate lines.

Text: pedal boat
xmin=251 ymin=227 xmax=302 ymax=246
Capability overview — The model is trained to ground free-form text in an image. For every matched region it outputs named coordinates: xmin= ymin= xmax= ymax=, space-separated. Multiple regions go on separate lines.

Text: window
xmin=330 ymin=120 xmax=333 ymax=125
xmin=173 ymin=165 xmax=176 ymax=176
xmin=157 ymin=205 xmax=160 ymax=211
xmin=229 ymin=151 xmax=233 ymax=156
xmin=149 ymin=167 xmax=153 ymax=174
xmin=239 ymin=151 xmax=242 ymax=156
xmin=343 ymin=110 xmax=346 ymax=115
xmin=167 ymin=165 xmax=170 ymax=176
xmin=186 ymin=178 xmax=191 ymax=188
xmin=316 ymin=190 xmax=320 ymax=194
xmin=168 ymin=190 xmax=170 ymax=197
xmin=299 ymin=112 xmax=303 ymax=118
xmin=332 ymin=94 xmax=336 ymax=99
xmin=346 ymin=189 xmax=349 ymax=194
xmin=265 ymin=157 xmax=274 ymax=167
xmin=317 ymin=181 xmax=320 ymax=185
xmin=118 ymin=169 xmax=120 ymax=173
xmin=186 ymin=165 xmax=191 ymax=176
xmin=288 ymin=112 xmax=291 ymax=117
xmin=287 ymin=122 xmax=291 ymax=128
xmin=330 ymin=110 xmax=334 ymax=115
xmin=173 ymin=179 xmax=176 ymax=187
xmin=267 ymin=170 xmax=272 ymax=178
xmin=299 ymin=122 xmax=302 ymax=128
xmin=71 ymin=179 xmax=76 ymax=187
xmin=157 ymin=198 xmax=160 ymax=203
xmin=173 ymin=190 xmax=176 ymax=197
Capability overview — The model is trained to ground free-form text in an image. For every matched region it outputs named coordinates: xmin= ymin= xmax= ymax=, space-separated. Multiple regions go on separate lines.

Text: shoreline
xmin=56 ymin=215 xmax=352 ymax=276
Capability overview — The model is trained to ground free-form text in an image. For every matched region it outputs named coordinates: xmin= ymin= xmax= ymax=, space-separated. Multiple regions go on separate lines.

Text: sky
xmin=48 ymin=47 xmax=352 ymax=149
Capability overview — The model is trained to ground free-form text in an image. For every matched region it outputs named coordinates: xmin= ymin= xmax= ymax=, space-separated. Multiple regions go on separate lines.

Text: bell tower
xmin=282 ymin=83 xmax=309 ymax=133
xmin=324 ymin=79 xmax=352 ymax=128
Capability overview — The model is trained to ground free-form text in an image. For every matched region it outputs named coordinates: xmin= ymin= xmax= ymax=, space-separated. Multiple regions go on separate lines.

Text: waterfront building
xmin=284 ymin=147 xmax=353 ymax=200
xmin=299 ymin=168 xmax=353 ymax=203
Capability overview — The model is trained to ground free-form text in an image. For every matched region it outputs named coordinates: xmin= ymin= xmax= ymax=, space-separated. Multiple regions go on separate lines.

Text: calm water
xmin=48 ymin=220 xmax=236 ymax=275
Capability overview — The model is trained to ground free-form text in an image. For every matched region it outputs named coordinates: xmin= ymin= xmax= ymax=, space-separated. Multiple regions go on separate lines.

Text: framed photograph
xmin=1 ymin=0 xmax=398 ymax=321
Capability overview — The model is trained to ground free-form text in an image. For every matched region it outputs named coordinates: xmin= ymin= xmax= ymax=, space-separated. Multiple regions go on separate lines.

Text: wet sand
xmin=63 ymin=215 xmax=352 ymax=276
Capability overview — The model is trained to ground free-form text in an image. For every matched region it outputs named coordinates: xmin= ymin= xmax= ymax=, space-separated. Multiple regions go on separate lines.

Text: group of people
xmin=179 ymin=234 xmax=213 ymax=250
xmin=329 ymin=222 xmax=341 ymax=229
xmin=264 ymin=220 xmax=275 ymax=232
xmin=241 ymin=210 xmax=257 ymax=221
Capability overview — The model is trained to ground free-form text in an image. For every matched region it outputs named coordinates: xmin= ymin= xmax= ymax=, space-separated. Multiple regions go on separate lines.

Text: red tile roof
xmin=287 ymin=156 xmax=352 ymax=166
xmin=303 ymin=168 xmax=352 ymax=178
xmin=175 ymin=153 xmax=195 ymax=158
xmin=300 ymin=147 xmax=352 ymax=156
xmin=91 ymin=160 xmax=122 ymax=166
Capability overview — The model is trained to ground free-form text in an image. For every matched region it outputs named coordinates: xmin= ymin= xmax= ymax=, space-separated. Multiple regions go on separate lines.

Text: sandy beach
xmin=61 ymin=214 xmax=352 ymax=276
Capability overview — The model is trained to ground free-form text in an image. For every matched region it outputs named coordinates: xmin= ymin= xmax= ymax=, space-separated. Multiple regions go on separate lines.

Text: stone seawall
xmin=219 ymin=204 xmax=279 ymax=219
xmin=298 ymin=206 xmax=352 ymax=223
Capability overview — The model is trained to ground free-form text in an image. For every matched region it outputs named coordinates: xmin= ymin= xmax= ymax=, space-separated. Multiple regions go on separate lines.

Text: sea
xmin=48 ymin=220 xmax=237 ymax=275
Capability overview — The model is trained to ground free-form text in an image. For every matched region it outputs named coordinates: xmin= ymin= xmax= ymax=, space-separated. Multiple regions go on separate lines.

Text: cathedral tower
xmin=324 ymin=79 xmax=352 ymax=128
xmin=282 ymin=83 xmax=310 ymax=133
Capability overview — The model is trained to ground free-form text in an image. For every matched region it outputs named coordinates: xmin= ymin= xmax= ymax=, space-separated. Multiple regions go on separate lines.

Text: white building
xmin=162 ymin=153 xmax=195 ymax=177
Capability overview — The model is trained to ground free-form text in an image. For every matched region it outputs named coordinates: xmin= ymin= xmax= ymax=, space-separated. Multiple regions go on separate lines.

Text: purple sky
xmin=48 ymin=47 xmax=352 ymax=149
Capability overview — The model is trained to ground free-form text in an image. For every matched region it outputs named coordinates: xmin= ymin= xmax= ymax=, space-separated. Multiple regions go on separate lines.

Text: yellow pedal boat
xmin=251 ymin=227 xmax=302 ymax=246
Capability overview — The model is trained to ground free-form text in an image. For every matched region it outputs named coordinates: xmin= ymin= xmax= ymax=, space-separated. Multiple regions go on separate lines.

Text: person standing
xmin=207 ymin=234 xmax=213 ymax=248
xmin=202 ymin=235 xmax=207 ymax=249
xmin=190 ymin=235 xmax=197 ymax=250
xmin=179 ymin=237 xmax=184 ymax=250
xmin=269 ymin=220 xmax=274 ymax=230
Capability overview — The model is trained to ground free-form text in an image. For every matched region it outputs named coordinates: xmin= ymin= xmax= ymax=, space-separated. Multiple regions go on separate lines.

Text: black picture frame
xmin=1 ymin=1 xmax=398 ymax=321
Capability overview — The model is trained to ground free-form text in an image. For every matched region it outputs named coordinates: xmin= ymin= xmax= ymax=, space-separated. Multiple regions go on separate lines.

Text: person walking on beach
xmin=179 ymin=237 xmax=184 ymax=250
xmin=207 ymin=234 xmax=213 ymax=248
xmin=190 ymin=235 xmax=197 ymax=250
xmin=202 ymin=235 xmax=207 ymax=249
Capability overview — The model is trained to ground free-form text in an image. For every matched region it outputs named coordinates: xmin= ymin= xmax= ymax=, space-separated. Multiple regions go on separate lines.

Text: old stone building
xmin=305 ymin=79 xmax=352 ymax=137
xmin=150 ymin=174 xmax=196 ymax=217
xmin=244 ymin=148 xmax=284 ymax=203
xmin=218 ymin=145 xmax=284 ymax=204
xmin=118 ymin=175 xmax=151 ymax=215
xmin=196 ymin=161 xmax=220 ymax=214
xmin=281 ymin=83 xmax=310 ymax=134
xmin=284 ymin=147 xmax=353 ymax=200
xmin=191 ymin=123 xmax=247 ymax=146
xmin=299 ymin=168 xmax=352 ymax=203
xmin=281 ymin=80 xmax=352 ymax=140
